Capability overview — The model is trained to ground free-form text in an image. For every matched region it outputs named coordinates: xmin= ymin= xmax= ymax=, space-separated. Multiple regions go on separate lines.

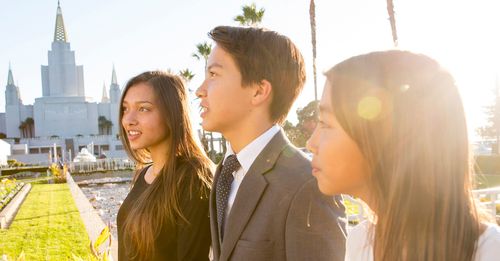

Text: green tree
xmin=386 ymin=0 xmax=398 ymax=47
xmin=284 ymin=100 xmax=319 ymax=147
xmin=25 ymin=117 xmax=34 ymax=138
xmin=18 ymin=118 xmax=34 ymax=138
xmin=192 ymin=42 xmax=212 ymax=68
xmin=309 ymin=0 xmax=318 ymax=101
xmin=18 ymin=121 xmax=26 ymax=138
xmin=98 ymin=116 xmax=113 ymax=135
xmin=179 ymin=68 xmax=195 ymax=82
xmin=477 ymin=83 xmax=500 ymax=154
xmin=283 ymin=120 xmax=305 ymax=147
xmin=234 ymin=3 xmax=265 ymax=27
xmin=192 ymin=42 xmax=215 ymax=158
xmin=179 ymin=68 xmax=195 ymax=93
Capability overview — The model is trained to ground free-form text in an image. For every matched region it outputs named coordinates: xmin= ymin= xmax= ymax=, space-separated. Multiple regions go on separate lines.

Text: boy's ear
xmin=251 ymin=79 xmax=272 ymax=106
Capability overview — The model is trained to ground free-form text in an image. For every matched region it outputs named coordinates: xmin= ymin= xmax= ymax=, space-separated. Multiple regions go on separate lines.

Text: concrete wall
xmin=0 ymin=113 xmax=6 ymax=135
xmin=9 ymin=153 xmax=50 ymax=165
xmin=3 ymin=135 xmax=128 ymax=164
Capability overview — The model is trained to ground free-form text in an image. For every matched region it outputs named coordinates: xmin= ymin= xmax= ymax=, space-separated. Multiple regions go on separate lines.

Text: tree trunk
xmin=386 ymin=0 xmax=398 ymax=47
xmin=309 ymin=0 xmax=318 ymax=101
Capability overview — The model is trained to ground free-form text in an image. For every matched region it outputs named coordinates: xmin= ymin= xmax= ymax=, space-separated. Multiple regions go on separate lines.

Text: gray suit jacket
xmin=209 ymin=130 xmax=346 ymax=261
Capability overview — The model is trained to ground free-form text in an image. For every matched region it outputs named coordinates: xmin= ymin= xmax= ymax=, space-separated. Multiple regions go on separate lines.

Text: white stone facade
xmin=2 ymin=3 xmax=121 ymax=139
xmin=0 ymin=139 xmax=11 ymax=166
xmin=0 ymin=3 xmax=126 ymax=164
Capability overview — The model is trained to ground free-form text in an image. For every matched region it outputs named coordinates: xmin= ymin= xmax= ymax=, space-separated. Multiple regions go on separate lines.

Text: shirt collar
xmin=224 ymin=125 xmax=280 ymax=173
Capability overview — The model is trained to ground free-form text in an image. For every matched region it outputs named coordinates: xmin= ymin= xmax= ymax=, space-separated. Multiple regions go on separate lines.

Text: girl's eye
xmin=209 ymin=71 xmax=216 ymax=77
xmin=121 ymin=106 xmax=128 ymax=113
xmin=139 ymin=107 xmax=150 ymax=112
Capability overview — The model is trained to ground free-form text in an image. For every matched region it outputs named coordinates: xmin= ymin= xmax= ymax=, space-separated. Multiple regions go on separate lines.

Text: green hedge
xmin=474 ymin=155 xmax=500 ymax=175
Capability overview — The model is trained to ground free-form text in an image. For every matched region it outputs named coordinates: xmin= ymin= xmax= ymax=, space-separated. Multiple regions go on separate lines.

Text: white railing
xmin=68 ymin=158 xmax=135 ymax=174
xmin=344 ymin=187 xmax=500 ymax=226
xmin=473 ymin=186 xmax=500 ymax=219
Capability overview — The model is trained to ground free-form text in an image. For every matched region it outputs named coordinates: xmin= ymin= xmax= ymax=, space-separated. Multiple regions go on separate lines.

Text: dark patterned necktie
xmin=216 ymin=154 xmax=241 ymax=241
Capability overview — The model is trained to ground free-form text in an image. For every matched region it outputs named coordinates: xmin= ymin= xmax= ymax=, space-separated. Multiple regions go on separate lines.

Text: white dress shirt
xmin=222 ymin=125 xmax=280 ymax=220
xmin=345 ymin=221 xmax=500 ymax=261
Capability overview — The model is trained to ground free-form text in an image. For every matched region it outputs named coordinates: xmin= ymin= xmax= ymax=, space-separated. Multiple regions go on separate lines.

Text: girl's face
xmin=307 ymin=80 xmax=371 ymax=198
xmin=121 ymin=83 xmax=169 ymax=152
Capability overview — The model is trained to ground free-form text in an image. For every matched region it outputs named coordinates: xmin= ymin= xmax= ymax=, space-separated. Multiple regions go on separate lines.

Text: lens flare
xmin=357 ymin=96 xmax=382 ymax=120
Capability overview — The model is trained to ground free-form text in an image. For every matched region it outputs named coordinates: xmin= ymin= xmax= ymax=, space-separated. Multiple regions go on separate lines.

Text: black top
xmin=117 ymin=166 xmax=211 ymax=260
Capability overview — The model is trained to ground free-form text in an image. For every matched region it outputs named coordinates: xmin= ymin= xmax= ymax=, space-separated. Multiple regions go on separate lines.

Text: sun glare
xmin=358 ymin=96 xmax=382 ymax=121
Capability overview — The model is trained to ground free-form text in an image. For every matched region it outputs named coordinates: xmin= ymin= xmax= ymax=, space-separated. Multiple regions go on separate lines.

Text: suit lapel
xmin=219 ymin=130 xmax=289 ymax=260
xmin=210 ymin=163 xmax=223 ymax=260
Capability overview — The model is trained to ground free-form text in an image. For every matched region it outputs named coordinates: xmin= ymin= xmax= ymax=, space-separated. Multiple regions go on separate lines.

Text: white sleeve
xmin=474 ymin=224 xmax=500 ymax=261
xmin=345 ymin=221 xmax=373 ymax=261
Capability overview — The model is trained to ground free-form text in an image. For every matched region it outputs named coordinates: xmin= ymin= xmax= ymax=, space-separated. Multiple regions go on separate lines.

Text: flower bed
xmin=0 ymin=178 xmax=24 ymax=211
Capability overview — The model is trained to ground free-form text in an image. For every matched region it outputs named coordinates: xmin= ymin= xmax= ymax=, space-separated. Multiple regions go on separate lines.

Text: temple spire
xmin=7 ymin=63 xmax=14 ymax=85
xmin=101 ymin=82 xmax=109 ymax=103
xmin=111 ymin=65 xmax=118 ymax=85
xmin=53 ymin=1 xmax=68 ymax=42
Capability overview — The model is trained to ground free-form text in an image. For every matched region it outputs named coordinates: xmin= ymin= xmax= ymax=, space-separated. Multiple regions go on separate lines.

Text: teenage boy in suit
xmin=196 ymin=26 xmax=346 ymax=261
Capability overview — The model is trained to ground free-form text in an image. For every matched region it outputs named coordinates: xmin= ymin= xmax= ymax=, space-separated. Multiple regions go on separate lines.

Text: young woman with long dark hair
xmin=117 ymin=71 xmax=213 ymax=260
xmin=307 ymin=50 xmax=500 ymax=261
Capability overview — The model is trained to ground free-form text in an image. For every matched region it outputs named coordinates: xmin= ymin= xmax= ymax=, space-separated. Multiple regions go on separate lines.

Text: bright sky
xmin=1 ymin=0 xmax=499 ymax=140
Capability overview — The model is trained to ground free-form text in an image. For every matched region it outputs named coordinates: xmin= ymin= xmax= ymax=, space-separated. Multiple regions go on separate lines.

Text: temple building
xmin=0 ymin=2 xmax=125 ymax=163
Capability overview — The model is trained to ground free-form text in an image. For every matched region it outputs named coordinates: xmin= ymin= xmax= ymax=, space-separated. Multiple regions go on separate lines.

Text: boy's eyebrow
xmin=207 ymin=63 xmax=223 ymax=71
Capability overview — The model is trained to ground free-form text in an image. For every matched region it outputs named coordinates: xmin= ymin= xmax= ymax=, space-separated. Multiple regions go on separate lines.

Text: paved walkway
xmin=66 ymin=173 xmax=118 ymax=260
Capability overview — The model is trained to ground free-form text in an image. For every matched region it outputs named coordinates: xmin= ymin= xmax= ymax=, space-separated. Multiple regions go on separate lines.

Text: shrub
xmin=7 ymin=160 xmax=25 ymax=168
xmin=213 ymin=152 xmax=224 ymax=164
xmin=0 ymin=178 xmax=24 ymax=211
xmin=49 ymin=164 xmax=66 ymax=183
xmin=72 ymin=226 xmax=112 ymax=261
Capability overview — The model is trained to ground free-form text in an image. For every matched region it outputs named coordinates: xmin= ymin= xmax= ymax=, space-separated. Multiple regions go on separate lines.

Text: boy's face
xmin=196 ymin=45 xmax=254 ymax=134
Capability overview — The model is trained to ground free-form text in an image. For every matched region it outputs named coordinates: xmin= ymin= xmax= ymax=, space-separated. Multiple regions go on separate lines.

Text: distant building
xmin=0 ymin=140 xmax=11 ymax=166
xmin=0 ymin=2 xmax=126 ymax=164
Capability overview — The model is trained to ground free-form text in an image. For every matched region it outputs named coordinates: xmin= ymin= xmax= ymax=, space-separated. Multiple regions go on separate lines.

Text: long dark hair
xmin=325 ymin=50 xmax=488 ymax=261
xmin=119 ymin=71 xmax=213 ymax=260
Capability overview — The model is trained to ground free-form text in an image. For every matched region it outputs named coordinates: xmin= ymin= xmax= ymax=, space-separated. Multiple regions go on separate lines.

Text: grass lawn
xmin=474 ymin=174 xmax=500 ymax=189
xmin=0 ymin=183 xmax=90 ymax=260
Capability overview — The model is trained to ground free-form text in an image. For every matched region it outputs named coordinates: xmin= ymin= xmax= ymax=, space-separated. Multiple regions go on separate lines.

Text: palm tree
xmin=18 ymin=119 xmax=34 ymax=138
xmin=192 ymin=42 xmax=212 ymax=69
xmin=105 ymin=120 xmax=113 ymax=135
xmin=98 ymin=116 xmax=112 ymax=135
xmin=309 ymin=0 xmax=318 ymax=101
xmin=179 ymin=68 xmax=195 ymax=82
xmin=18 ymin=121 xmax=26 ymax=138
xmin=234 ymin=3 xmax=265 ymax=27
xmin=192 ymin=42 xmax=215 ymax=157
xmin=386 ymin=0 xmax=398 ymax=47
xmin=179 ymin=68 xmax=196 ymax=96
xmin=98 ymin=116 xmax=105 ymax=135
xmin=25 ymin=117 xmax=34 ymax=138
